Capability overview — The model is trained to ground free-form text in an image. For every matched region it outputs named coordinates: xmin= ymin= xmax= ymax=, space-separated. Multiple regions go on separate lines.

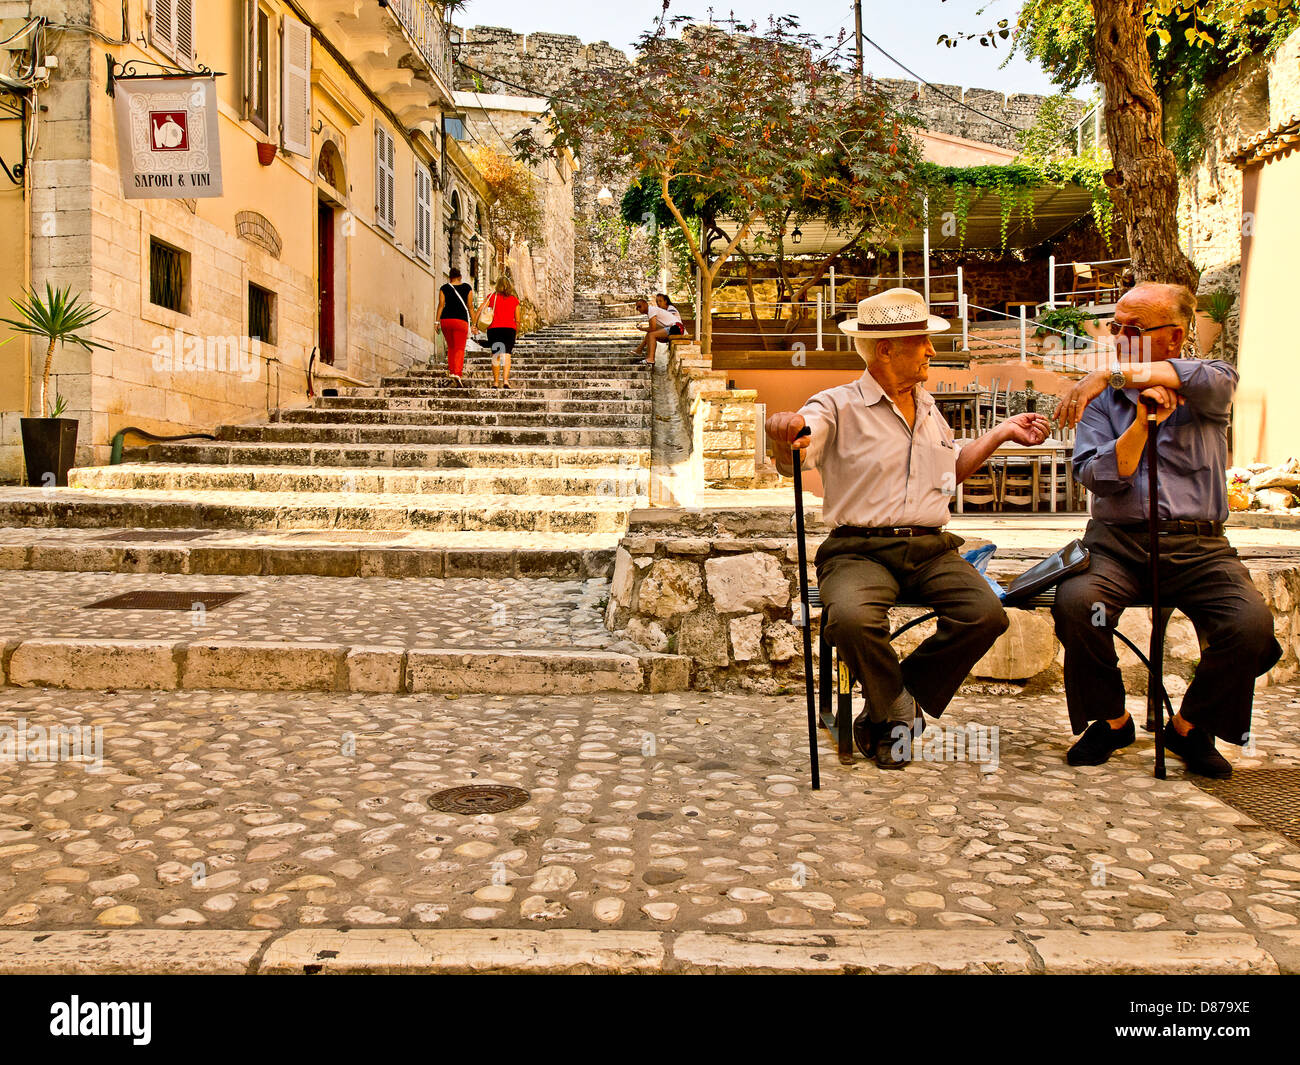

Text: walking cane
xmin=1143 ymin=397 xmax=1166 ymax=780
xmin=791 ymin=425 xmax=820 ymax=791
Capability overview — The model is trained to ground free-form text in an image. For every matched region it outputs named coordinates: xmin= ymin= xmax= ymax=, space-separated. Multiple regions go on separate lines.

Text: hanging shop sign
xmin=113 ymin=75 xmax=223 ymax=199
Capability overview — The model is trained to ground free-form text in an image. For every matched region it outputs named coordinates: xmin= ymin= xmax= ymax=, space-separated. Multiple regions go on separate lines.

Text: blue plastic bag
xmin=961 ymin=543 xmax=1007 ymax=600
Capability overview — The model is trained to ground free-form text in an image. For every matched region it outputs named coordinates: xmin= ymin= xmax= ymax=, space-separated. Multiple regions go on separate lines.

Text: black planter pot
xmin=20 ymin=417 xmax=79 ymax=487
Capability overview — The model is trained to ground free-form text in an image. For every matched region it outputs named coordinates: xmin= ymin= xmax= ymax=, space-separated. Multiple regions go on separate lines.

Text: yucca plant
xmin=1202 ymin=289 xmax=1235 ymax=325
xmin=1 ymin=283 xmax=112 ymax=418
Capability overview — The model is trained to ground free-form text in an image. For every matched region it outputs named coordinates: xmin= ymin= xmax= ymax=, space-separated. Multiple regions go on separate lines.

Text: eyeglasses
xmin=1106 ymin=320 xmax=1178 ymax=339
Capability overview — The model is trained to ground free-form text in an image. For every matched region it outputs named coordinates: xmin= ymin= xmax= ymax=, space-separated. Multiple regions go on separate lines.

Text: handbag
xmin=475 ymin=292 xmax=496 ymax=332
xmin=1000 ymin=538 xmax=1090 ymax=606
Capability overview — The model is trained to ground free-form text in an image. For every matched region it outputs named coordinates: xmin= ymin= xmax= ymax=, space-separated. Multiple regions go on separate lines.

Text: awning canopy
xmin=716 ymin=182 xmax=1098 ymax=257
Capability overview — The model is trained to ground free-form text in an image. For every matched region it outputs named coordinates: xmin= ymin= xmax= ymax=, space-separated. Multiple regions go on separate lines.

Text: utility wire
xmin=858 ymin=31 xmax=1021 ymax=132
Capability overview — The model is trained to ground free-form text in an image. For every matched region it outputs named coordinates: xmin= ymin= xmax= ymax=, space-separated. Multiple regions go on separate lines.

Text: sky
xmin=457 ymin=0 xmax=1071 ymax=97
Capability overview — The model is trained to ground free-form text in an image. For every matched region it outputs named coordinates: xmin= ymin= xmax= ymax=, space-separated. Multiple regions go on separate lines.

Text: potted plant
xmin=257 ymin=141 xmax=278 ymax=166
xmin=1196 ymin=289 xmax=1234 ymax=357
xmin=2 ymin=284 xmax=111 ymax=487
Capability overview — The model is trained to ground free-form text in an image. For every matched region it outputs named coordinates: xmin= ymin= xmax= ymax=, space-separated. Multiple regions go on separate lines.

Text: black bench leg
xmin=818 ymin=629 xmax=833 ymax=730
xmin=1144 ymin=607 xmax=1176 ymax=732
xmin=836 ymin=655 xmax=854 ymax=765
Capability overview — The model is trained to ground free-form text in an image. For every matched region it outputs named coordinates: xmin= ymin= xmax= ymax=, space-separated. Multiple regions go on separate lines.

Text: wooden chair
xmin=1068 ymin=263 xmax=1118 ymax=305
xmin=1000 ymin=462 xmax=1035 ymax=510
xmin=961 ymin=465 xmax=998 ymax=511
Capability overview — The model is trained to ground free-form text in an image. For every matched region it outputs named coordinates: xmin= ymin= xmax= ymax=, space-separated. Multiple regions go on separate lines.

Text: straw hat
xmin=838 ymin=287 xmax=950 ymax=338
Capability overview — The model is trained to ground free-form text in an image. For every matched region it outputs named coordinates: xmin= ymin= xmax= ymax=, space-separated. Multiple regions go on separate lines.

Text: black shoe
xmin=852 ymin=707 xmax=873 ymax=759
xmin=1067 ymin=716 xmax=1135 ymax=766
xmin=873 ymin=721 xmax=912 ymax=770
xmin=1163 ymin=724 xmax=1232 ymax=779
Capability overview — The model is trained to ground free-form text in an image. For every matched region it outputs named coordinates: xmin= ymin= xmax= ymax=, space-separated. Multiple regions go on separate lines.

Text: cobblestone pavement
xmin=1 ymin=684 xmax=1298 ymax=935
xmin=0 ymin=572 xmax=616 ymax=650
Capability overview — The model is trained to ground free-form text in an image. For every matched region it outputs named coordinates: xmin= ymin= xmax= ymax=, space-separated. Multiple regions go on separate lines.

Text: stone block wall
xmin=665 ymin=340 xmax=775 ymax=489
xmin=604 ymin=509 xmax=1300 ymax=695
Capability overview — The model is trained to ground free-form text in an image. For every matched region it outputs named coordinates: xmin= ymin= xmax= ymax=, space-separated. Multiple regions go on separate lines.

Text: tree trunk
xmin=1092 ymin=0 xmax=1199 ymax=290
xmin=699 ymin=281 xmax=713 ymax=359
xmin=40 ymin=337 xmax=55 ymax=418
xmin=737 ymin=248 xmax=774 ymax=350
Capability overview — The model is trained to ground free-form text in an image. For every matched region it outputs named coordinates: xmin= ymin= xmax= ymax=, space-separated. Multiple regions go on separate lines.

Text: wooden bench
xmin=802 ymin=583 xmax=1176 ymax=766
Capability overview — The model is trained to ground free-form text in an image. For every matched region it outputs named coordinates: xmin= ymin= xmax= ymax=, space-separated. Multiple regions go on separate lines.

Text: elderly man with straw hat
xmin=767 ymin=288 xmax=1049 ymax=769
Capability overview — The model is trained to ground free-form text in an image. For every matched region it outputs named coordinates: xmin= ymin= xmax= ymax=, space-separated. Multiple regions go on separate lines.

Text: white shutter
xmin=375 ymin=124 xmax=395 ymax=234
xmin=415 ymin=164 xmax=432 ymax=262
xmin=175 ymin=0 xmax=195 ymax=65
xmin=280 ymin=15 xmax=311 ymax=157
xmin=151 ymin=0 xmax=195 ymax=66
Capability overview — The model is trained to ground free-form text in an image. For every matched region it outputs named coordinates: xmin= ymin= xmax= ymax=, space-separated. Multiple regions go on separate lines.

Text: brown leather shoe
xmin=873 ymin=721 xmax=912 ymax=770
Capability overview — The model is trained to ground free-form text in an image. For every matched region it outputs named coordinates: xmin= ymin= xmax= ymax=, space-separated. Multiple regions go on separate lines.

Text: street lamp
xmin=596 ymin=186 xmax=614 ymax=207
xmin=792 ymin=226 xmax=803 ymax=245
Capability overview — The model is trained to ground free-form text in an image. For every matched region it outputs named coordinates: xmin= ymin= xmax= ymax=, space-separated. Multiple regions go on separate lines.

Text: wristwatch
xmin=1108 ymin=362 xmax=1127 ymax=390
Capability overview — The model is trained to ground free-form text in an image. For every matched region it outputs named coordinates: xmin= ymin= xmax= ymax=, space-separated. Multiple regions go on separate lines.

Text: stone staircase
xmin=0 ymin=319 xmax=692 ymax=693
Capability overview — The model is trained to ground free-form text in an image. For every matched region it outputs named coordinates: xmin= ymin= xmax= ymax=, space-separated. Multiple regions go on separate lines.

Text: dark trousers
xmin=815 ymin=531 xmax=1009 ymax=724
xmin=1051 ymin=519 xmax=1281 ymax=745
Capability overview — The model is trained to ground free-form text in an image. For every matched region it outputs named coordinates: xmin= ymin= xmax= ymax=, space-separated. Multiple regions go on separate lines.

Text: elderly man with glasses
xmin=1052 ymin=282 xmax=1280 ymax=778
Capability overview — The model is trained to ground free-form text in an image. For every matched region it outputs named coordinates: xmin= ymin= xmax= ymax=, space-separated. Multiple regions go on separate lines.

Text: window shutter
xmin=375 ymin=124 xmax=395 ymax=234
xmin=175 ymin=0 xmax=195 ymax=65
xmin=151 ymin=0 xmax=195 ymax=66
xmin=242 ymin=0 xmax=255 ymax=121
xmin=280 ymin=15 xmax=311 ymax=157
xmin=415 ymin=164 xmax=432 ymax=262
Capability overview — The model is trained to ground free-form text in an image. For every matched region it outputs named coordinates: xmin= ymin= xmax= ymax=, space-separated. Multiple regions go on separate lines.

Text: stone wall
xmin=460 ymin=100 xmax=576 ymax=324
xmin=665 ymin=340 xmax=775 ymax=489
xmin=1177 ymin=25 xmax=1300 ymax=365
xmin=604 ymin=509 xmax=1300 ymax=695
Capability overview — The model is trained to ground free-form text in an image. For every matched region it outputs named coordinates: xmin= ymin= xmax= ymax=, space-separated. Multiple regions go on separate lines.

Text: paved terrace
xmin=0 ymin=684 xmax=1297 ymax=973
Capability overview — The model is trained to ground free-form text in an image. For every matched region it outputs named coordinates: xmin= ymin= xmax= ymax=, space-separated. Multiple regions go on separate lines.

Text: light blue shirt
xmin=1072 ymin=358 xmax=1237 ymax=524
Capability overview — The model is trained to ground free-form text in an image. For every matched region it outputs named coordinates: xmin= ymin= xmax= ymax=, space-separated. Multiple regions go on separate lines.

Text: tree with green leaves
xmin=515 ymin=13 xmax=923 ymax=356
xmin=941 ymin=0 xmax=1300 ymax=290
xmin=2 ymin=284 xmax=111 ymax=419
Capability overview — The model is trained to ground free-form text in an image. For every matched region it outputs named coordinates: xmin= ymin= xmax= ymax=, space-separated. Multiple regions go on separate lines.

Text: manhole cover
xmin=427 ymin=785 xmax=531 ymax=814
xmin=84 ymin=591 xmax=247 ymax=610
xmin=1194 ymin=767 xmax=1300 ymax=846
xmin=94 ymin=530 xmax=212 ymax=542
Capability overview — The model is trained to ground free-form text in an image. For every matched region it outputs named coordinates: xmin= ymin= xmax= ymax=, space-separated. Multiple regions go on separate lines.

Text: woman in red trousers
xmin=435 ymin=268 xmax=475 ymax=387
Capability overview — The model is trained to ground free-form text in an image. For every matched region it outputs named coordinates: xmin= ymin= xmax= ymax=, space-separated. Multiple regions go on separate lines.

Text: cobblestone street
xmin=2 ymin=683 xmax=1298 ymax=954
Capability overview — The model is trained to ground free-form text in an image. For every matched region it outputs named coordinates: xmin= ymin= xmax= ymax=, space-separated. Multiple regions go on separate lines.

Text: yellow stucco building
xmin=0 ymin=0 xmax=489 ymax=476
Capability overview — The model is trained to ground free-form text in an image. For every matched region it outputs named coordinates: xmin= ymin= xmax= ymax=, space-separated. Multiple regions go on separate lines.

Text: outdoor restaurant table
xmin=952 ymin=436 xmax=1076 ymax=514
xmin=933 ymin=389 xmax=982 ymax=437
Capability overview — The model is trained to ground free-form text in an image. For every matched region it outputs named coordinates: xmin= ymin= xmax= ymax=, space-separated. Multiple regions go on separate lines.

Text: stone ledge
xmin=0 ymin=929 xmax=1280 ymax=975
xmin=0 ymin=640 xmax=692 ymax=694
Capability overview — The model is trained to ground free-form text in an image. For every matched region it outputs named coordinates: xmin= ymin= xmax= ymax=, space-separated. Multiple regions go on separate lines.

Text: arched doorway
xmin=316 ymin=140 xmax=348 ymax=367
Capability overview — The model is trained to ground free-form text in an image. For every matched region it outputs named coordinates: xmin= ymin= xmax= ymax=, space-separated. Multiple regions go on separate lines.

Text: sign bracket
xmin=106 ymin=53 xmax=225 ymax=98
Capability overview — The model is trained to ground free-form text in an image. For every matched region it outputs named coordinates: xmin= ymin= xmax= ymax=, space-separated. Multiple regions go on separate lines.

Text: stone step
xmin=316 ymin=395 xmax=650 ymax=415
xmin=382 ymin=378 xmax=650 ymax=393
xmin=0 ymin=488 xmax=643 ymax=533
xmin=0 ymin=569 xmax=688 ymax=693
xmin=394 ymin=369 xmax=650 ymax=382
xmin=71 ymin=463 xmax=651 ymax=497
xmin=0 ymin=527 xmax=620 ymax=578
xmin=274 ymin=408 xmax=652 ymax=429
xmin=218 ymin=424 xmax=652 ymax=448
xmin=364 ymin=385 xmax=643 ymax=400
xmin=131 ymin=442 xmax=651 ymax=470
xmin=4 ymin=639 xmax=690 ymax=693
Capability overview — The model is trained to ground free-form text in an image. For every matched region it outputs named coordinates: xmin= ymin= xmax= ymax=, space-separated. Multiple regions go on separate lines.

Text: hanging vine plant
xmin=919 ymin=153 xmax=1113 ymax=252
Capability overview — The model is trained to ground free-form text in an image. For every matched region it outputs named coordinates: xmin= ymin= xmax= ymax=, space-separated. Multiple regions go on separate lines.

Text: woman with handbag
xmin=435 ymin=268 xmax=475 ymax=387
xmin=482 ymin=276 xmax=521 ymax=389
